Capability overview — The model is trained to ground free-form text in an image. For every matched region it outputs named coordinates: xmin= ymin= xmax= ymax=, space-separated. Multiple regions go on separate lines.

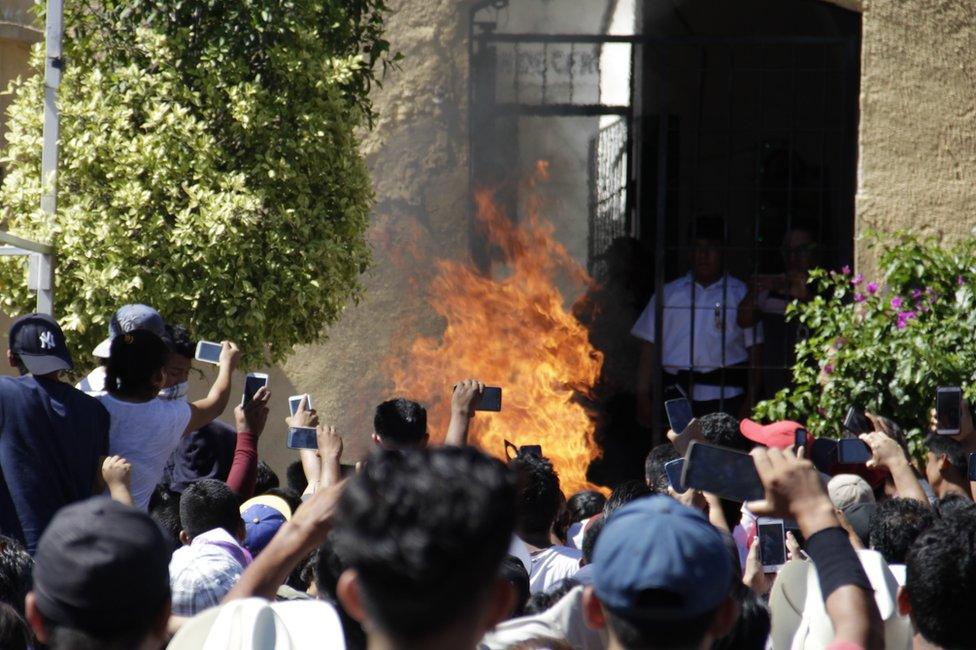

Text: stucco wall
xmin=855 ymin=1 xmax=976 ymax=275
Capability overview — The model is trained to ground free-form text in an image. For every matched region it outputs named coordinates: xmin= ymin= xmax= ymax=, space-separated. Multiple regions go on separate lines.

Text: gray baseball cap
xmin=91 ymin=304 xmax=166 ymax=358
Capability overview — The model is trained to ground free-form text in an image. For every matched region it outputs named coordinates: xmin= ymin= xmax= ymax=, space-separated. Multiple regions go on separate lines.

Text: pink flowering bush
xmin=754 ymin=233 xmax=976 ymax=451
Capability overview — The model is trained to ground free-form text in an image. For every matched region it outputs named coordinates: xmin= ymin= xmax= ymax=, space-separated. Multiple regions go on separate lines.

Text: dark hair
xmin=604 ymin=602 xmax=720 ymax=648
xmin=149 ymin=493 xmax=183 ymax=555
xmin=936 ymin=493 xmax=976 ymax=518
xmin=906 ymin=515 xmax=976 ymax=648
xmin=44 ymin=621 xmax=148 ymax=650
xmin=603 ymin=480 xmax=653 ymax=518
xmin=869 ymin=498 xmax=935 ymax=565
xmin=179 ymin=479 xmax=242 ymax=540
xmin=332 ymin=446 xmax=516 ymax=641
xmin=700 ymin=413 xmax=751 ymax=452
xmin=510 ymin=454 xmax=562 ymax=537
xmin=645 ymin=444 xmax=679 ymax=491
xmin=523 ymin=579 xmax=579 ymax=616
xmin=0 ymin=537 xmax=32 ymax=617
xmin=712 ymin=583 xmax=770 ymax=650
xmin=554 ymin=490 xmax=605 ymax=543
xmin=254 ymin=460 xmax=280 ymax=495
xmin=105 ymin=330 xmax=170 ymax=397
xmin=373 ymin=398 xmax=428 ymax=447
xmin=581 ymin=516 xmax=605 ymax=566
xmin=264 ymin=487 xmax=303 ymax=517
xmin=0 ymin=603 xmax=29 ymax=650
xmin=499 ymin=556 xmax=530 ymax=619
xmin=925 ymin=434 xmax=967 ymax=473
xmin=165 ymin=324 xmax=195 ymax=360
xmin=286 ymin=460 xmax=309 ymax=494
xmin=312 ymin=537 xmax=367 ymax=650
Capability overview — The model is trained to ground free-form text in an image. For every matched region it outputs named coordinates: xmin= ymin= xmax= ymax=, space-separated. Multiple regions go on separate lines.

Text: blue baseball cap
xmin=240 ymin=495 xmax=292 ymax=557
xmin=593 ymin=495 xmax=732 ymax=620
xmin=92 ymin=304 xmax=167 ymax=358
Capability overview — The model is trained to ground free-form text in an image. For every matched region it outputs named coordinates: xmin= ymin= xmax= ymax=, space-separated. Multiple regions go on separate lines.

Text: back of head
xmin=31 ymin=498 xmax=170 ymax=647
xmin=254 ymin=460 xmax=280 ymax=495
xmin=0 ymin=602 xmax=29 ymax=650
xmin=373 ymin=398 xmax=428 ymax=448
xmin=868 ymin=498 xmax=935 ymax=565
xmin=644 ymin=444 xmax=679 ymax=491
xmin=510 ymin=453 xmax=562 ymax=538
xmin=603 ymin=480 xmax=653 ymax=518
xmin=581 ymin=516 xmax=605 ymax=565
xmin=165 ymin=324 xmax=195 ymax=360
xmin=500 ymin=556 xmax=530 ymax=619
xmin=286 ymin=460 xmax=308 ymax=494
xmin=925 ymin=434 xmax=967 ymax=473
xmin=179 ymin=479 xmax=242 ymax=540
xmin=937 ymin=493 xmax=976 ymax=518
xmin=105 ymin=329 xmax=170 ymax=397
xmin=149 ymin=492 xmax=183 ymax=554
xmin=566 ymin=490 xmax=606 ymax=522
xmin=0 ymin=537 xmax=32 ymax=616
xmin=700 ymin=412 xmax=751 ymax=452
xmin=332 ymin=446 xmax=516 ymax=641
xmin=906 ymin=514 xmax=976 ymax=648
xmin=712 ymin=583 xmax=770 ymax=650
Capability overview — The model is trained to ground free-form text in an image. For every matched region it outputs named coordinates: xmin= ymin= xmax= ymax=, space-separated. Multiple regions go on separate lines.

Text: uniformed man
xmin=633 ymin=215 xmax=763 ymax=424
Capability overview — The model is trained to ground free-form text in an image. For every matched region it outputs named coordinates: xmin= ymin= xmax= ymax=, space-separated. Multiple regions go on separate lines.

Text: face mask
xmin=158 ymin=381 xmax=189 ymax=401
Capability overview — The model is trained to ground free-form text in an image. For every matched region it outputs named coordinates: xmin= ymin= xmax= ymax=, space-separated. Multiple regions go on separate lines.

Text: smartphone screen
xmin=844 ymin=406 xmax=873 ymax=435
xmin=681 ymin=441 xmax=765 ymax=503
xmin=289 ymin=394 xmax=313 ymax=417
xmin=476 ymin=387 xmax=502 ymax=412
xmin=665 ymin=398 xmax=694 ymax=434
xmin=794 ymin=428 xmax=808 ymax=454
xmin=664 ymin=458 xmax=685 ymax=492
xmin=937 ymin=387 xmax=963 ymax=435
xmin=837 ymin=438 xmax=872 ymax=464
xmin=809 ymin=438 xmax=838 ymax=474
xmin=286 ymin=427 xmax=318 ymax=449
xmin=758 ymin=518 xmax=786 ymax=569
xmin=195 ymin=340 xmax=222 ymax=365
xmin=242 ymin=373 xmax=268 ymax=405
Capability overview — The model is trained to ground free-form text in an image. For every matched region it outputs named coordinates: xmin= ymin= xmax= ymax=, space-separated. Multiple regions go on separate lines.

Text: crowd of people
xmin=0 ymin=303 xmax=975 ymax=649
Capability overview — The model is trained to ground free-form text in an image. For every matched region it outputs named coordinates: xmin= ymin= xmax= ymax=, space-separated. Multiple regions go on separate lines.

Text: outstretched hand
xmin=235 ymin=386 xmax=271 ymax=437
xmin=746 ymin=447 xmax=838 ymax=538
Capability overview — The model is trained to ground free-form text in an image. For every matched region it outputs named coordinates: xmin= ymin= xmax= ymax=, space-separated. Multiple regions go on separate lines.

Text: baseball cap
xmin=241 ymin=495 xmax=292 ymax=557
xmin=828 ymin=474 xmax=876 ymax=510
xmin=92 ymin=304 xmax=166 ymax=358
xmin=593 ymin=495 xmax=731 ymax=620
xmin=740 ymin=419 xmax=806 ymax=449
xmin=8 ymin=313 xmax=73 ymax=375
xmin=32 ymin=497 xmax=170 ymax=636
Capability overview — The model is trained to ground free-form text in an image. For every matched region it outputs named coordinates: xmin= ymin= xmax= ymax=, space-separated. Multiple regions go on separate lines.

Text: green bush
xmin=754 ymin=233 xmax=976 ymax=456
xmin=0 ymin=0 xmax=396 ymax=365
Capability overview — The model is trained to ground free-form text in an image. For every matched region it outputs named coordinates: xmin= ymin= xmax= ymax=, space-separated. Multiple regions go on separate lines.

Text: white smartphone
xmin=289 ymin=394 xmax=314 ymax=417
xmin=757 ymin=517 xmax=787 ymax=572
xmin=242 ymin=372 xmax=269 ymax=405
xmin=195 ymin=340 xmax=223 ymax=365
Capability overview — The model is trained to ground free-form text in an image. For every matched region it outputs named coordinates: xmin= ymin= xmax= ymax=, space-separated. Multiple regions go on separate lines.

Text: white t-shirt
xmin=97 ymin=394 xmax=192 ymax=510
xmin=527 ymin=544 xmax=582 ymax=595
xmin=76 ymin=366 xmax=107 ymax=396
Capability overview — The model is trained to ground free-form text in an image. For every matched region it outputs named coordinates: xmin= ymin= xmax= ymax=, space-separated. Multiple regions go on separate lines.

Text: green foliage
xmin=755 ymin=232 xmax=976 ymax=455
xmin=0 ymin=0 xmax=396 ymax=365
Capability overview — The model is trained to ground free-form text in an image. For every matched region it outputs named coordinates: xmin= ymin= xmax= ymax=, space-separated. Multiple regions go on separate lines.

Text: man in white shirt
xmin=633 ymin=215 xmax=763 ymax=424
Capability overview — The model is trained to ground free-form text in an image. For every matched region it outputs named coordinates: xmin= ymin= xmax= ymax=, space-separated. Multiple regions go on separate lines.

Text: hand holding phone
xmin=757 ymin=517 xmax=787 ymax=571
xmin=664 ymin=458 xmax=686 ymax=493
xmin=837 ymin=438 xmax=872 ymax=464
xmin=936 ymin=387 xmax=963 ymax=435
xmin=843 ymin=406 xmax=874 ymax=435
xmin=242 ymin=372 xmax=269 ymax=406
xmin=794 ymin=428 xmax=808 ymax=455
xmin=289 ymin=394 xmax=314 ymax=417
xmin=287 ymin=426 xmax=318 ymax=449
xmin=665 ymin=398 xmax=694 ymax=436
xmin=195 ymin=340 xmax=223 ymax=365
xmin=475 ymin=386 xmax=502 ymax=412
xmin=681 ymin=441 xmax=765 ymax=503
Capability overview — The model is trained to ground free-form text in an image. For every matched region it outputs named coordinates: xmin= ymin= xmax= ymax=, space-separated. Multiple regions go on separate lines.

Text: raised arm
xmin=227 ymin=386 xmax=270 ymax=499
xmin=859 ymin=430 xmax=929 ymax=506
xmin=101 ymin=455 xmax=134 ymax=506
xmin=445 ymin=379 xmax=484 ymax=446
xmin=185 ymin=341 xmax=240 ymax=434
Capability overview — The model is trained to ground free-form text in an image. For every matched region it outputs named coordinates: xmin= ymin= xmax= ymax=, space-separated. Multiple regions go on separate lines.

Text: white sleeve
xmin=630 ymin=295 xmax=657 ymax=343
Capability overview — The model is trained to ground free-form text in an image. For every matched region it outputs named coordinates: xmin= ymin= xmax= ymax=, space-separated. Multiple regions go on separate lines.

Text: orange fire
xmin=390 ymin=161 xmax=605 ymax=494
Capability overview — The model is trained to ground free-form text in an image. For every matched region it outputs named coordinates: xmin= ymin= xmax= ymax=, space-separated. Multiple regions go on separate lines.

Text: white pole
xmin=38 ymin=0 xmax=63 ymax=314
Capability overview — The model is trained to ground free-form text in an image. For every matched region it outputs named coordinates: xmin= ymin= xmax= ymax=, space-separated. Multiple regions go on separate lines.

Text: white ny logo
xmin=39 ymin=331 xmax=56 ymax=350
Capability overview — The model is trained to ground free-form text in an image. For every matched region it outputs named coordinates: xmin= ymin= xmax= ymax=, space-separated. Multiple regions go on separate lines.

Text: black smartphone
xmin=758 ymin=517 xmax=787 ymax=571
xmin=837 ymin=438 xmax=872 ymax=464
xmin=843 ymin=406 xmax=873 ymax=435
xmin=519 ymin=445 xmax=542 ymax=458
xmin=476 ymin=386 xmax=502 ymax=412
xmin=809 ymin=438 xmax=838 ymax=474
xmin=681 ymin=441 xmax=765 ymax=503
xmin=664 ymin=458 xmax=685 ymax=492
xmin=286 ymin=427 xmax=317 ymax=449
xmin=936 ymin=387 xmax=963 ymax=435
xmin=242 ymin=372 xmax=269 ymax=406
xmin=665 ymin=398 xmax=694 ymax=434
xmin=794 ymin=428 xmax=808 ymax=454
xmin=969 ymin=453 xmax=976 ymax=482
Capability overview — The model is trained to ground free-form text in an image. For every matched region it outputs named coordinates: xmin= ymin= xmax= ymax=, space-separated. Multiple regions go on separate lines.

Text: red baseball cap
xmin=740 ymin=419 xmax=808 ymax=449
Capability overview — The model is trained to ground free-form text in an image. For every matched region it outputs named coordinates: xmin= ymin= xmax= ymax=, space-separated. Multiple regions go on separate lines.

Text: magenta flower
xmin=890 ymin=296 xmax=903 ymax=309
xmin=911 ymin=288 xmax=923 ymax=300
xmin=841 ymin=265 xmax=852 ymax=276
xmin=866 ymin=282 xmax=878 ymax=295
xmin=958 ymin=276 xmax=966 ymax=286
xmin=851 ymin=274 xmax=864 ymax=286
xmin=854 ymin=293 xmax=866 ymax=303
xmin=823 ymin=364 xmax=835 ymax=375
xmin=896 ymin=310 xmax=917 ymax=329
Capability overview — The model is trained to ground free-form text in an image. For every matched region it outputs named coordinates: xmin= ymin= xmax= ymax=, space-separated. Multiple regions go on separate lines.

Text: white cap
xmin=827 ymin=474 xmax=876 ymax=510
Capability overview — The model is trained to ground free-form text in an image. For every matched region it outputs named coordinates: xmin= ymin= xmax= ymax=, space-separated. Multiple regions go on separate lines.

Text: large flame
xmin=390 ymin=161 xmax=605 ymax=494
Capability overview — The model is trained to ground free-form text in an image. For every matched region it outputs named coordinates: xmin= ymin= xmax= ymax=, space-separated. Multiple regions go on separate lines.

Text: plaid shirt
xmin=169 ymin=527 xmax=251 ymax=616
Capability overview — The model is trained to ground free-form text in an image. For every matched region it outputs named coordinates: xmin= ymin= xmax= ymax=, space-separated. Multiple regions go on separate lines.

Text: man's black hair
xmin=254 ymin=460 xmax=280 ymax=495
xmin=0 ymin=603 xmax=29 ymax=650
xmin=644 ymin=444 xmax=679 ymax=491
xmin=712 ymin=582 xmax=770 ymax=650
xmin=603 ymin=480 xmax=653 ymax=518
xmin=936 ymin=493 xmax=976 ymax=518
xmin=312 ymin=537 xmax=367 ymax=650
xmin=332 ymin=446 xmax=516 ymax=641
xmin=149 ymin=494 xmax=183 ymax=555
xmin=604 ymin=604 xmax=720 ymax=648
xmin=699 ymin=412 xmax=751 ymax=452
xmin=581 ymin=516 xmax=605 ymax=566
xmin=925 ymin=434 xmax=967 ymax=473
xmin=285 ymin=460 xmax=308 ymax=494
xmin=524 ymin=579 xmax=579 ymax=616
xmin=868 ymin=498 xmax=935 ymax=565
xmin=164 ymin=324 xmax=196 ymax=360
xmin=105 ymin=329 xmax=170 ymax=397
xmin=555 ymin=490 xmax=605 ymax=542
xmin=0 ymin=537 xmax=31 ymax=617
xmin=179 ymin=479 xmax=242 ymax=540
xmin=509 ymin=453 xmax=562 ymax=538
xmin=373 ymin=398 xmax=428 ymax=447
xmin=906 ymin=515 xmax=976 ymax=648
xmin=43 ymin=622 xmax=148 ymax=650
xmin=500 ymin=556 xmax=530 ymax=619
